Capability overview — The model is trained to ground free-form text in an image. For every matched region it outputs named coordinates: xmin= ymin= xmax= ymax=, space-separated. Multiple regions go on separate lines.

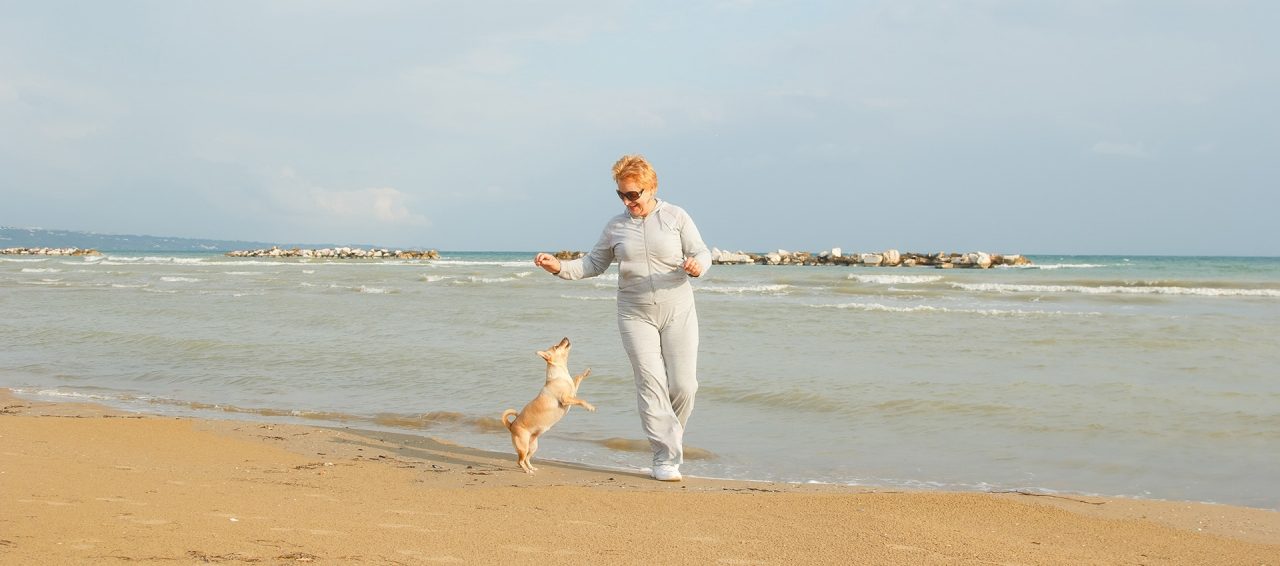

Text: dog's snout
xmin=560 ymin=337 xmax=570 ymax=347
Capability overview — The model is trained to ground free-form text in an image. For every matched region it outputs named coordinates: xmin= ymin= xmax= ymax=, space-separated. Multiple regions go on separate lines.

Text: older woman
xmin=534 ymin=154 xmax=711 ymax=482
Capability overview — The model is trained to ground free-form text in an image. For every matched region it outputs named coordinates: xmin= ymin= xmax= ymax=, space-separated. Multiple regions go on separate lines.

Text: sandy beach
xmin=1 ymin=389 xmax=1276 ymax=565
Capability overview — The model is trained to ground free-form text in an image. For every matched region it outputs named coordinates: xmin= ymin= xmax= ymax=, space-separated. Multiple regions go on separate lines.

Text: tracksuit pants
xmin=617 ymin=296 xmax=699 ymax=467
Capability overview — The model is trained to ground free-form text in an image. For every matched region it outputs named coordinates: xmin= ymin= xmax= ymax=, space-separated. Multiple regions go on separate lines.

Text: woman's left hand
xmin=682 ymin=257 xmax=702 ymax=277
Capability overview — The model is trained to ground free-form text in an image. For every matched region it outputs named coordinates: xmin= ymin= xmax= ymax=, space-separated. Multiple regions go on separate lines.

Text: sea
xmin=2 ymin=251 xmax=1277 ymax=509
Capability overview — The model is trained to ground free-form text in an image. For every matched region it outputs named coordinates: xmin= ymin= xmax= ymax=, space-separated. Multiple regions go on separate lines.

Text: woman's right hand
xmin=534 ymin=252 xmax=561 ymax=274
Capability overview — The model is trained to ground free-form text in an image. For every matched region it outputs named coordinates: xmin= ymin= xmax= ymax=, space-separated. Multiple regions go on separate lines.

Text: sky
xmin=1 ymin=1 xmax=1277 ymax=255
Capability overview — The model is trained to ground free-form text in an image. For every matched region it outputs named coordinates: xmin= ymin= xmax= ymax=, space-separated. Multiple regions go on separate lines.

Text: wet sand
xmin=1 ymin=389 xmax=1276 ymax=564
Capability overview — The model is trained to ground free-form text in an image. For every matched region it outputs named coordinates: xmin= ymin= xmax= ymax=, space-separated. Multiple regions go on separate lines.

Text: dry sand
xmin=1 ymin=389 xmax=1276 ymax=565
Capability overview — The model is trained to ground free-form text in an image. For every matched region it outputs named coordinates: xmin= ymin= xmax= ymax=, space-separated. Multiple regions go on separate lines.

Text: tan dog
xmin=501 ymin=337 xmax=595 ymax=473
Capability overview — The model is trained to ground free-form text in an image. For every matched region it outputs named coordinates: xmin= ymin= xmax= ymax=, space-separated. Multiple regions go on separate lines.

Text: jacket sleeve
xmin=556 ymin=221 xmax=615 ymax=280
xmin=679 ymin=208 xmax=712 ymax=278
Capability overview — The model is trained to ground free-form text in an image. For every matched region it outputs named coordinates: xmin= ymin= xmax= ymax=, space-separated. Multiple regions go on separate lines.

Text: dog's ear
xmin=537 ymin=349 xmax=552 ymax=362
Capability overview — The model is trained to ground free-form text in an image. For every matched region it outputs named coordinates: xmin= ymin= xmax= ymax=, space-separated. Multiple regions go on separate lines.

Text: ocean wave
xmin=21 ymin=268 xmax=62 ymax=273
xmin=431 ymin=260 xmax=531 ymax=268
xmin=559 ymin=294 xmax=616 ymax=301
xmin=871 ymin=398 xmax=1021 ymax=418
xmin=223 ymin=271 xmax=263 ymax=276
xmin=591 ymin=437 xmax=716 ymax=460
xmin=847 ymin=274 xmax=943 ymax=285
xmin=698 ymin=284 xmax=791 ymax=295
xmin=1013 ymin=263 xmax=1108 ymax=270
xmin=103 ymin=257 xmax=299 ymax=267
xmin=0 ymin=257 xmax=50 ymax=263
xmin=454 ymin=275 xmax=528 ymax=284
xmin=358 ymin=285 xmax=398 ymax=294
xmin=160 ymin=276 xmax=201 ymax=283
xmin=21 ymin=280 xmax=70 ymax=286
xmin=15 ymin=388 xmax=117 ymax=401
xmin=374 ymin=411 xmax=508 ymax=433
xmin=701 ymin=386 xmax=847 ymax=414
xmin=951 ymin=282 xmax=1280 ymax=297
xmin=419 ymin=274 xmax=452 ymax=283
xmin=808 ymin=302 xmax=1100 ymax=317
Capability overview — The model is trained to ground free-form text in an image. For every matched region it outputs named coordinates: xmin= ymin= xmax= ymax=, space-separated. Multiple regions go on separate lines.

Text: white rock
xmin=975 ymin=252 xmax=993 ymax=269
xmin=883 ymin=249 xmax=901 ymax=267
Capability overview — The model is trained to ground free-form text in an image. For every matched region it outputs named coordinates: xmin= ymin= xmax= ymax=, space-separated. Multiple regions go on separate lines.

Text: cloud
xmin=269 ymin=168 xmax=428 ymax=228
xmin=1090 ymin=141 xmax=1153 ymax=159
xmin=312 ymin=187 xmax=423 ymax=224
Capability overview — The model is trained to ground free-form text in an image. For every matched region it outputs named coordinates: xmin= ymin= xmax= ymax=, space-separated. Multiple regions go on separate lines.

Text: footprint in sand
xmin=505 ymin=546 xmax=575 ymax=556
xmin=508 ymin=545 xmax=543 ymax=554
xmin=386 ymin=509 xmax=446 ymax=518
xmin=378 ymin=523 xmax=434 ymax=534
xmin=95 ymin=497 xmax=147 ymax=506
xmin=886 ymin=543 xmax=957 ymax=561
xmin=267 ymin=527 xmax=346 ymax=536
xmin=396 ymin=550 xmax=462 ymax=563
xmin=18 ymin=498 xmax=76 ymax=506
xmin=116 ymin=515 xmax=170 ymax=526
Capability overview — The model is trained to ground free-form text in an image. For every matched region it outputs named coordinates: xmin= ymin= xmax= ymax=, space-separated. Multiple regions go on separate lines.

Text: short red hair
xmin=612 ymin=154 xmax=658 ymax=190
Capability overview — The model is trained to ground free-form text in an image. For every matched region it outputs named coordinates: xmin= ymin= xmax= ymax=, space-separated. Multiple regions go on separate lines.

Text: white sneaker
xmin=652 ymin=464 xmax=682 ymax=482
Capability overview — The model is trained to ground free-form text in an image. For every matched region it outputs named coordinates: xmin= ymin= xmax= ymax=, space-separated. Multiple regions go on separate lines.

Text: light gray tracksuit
xmin=555 ymin=200 xmax=711 ymax=467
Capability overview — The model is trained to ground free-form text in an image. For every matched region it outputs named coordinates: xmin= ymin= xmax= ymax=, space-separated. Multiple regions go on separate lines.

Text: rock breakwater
xmin=1 ymin=247 xmax=101 ymax=256
xmin=225 ymin=246 xmax=440 ymax=260
xmin=711 ymin=248 xmax=1030 ymax=268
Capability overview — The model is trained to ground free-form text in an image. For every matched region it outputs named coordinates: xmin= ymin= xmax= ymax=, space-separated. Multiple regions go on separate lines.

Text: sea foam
xmin=848 ymin=274 xmax=944 ymax=285
xmin=808 ymin=302 xmax=1100 ymax=317
xmin=951 ymin=282 xmax=1280 ymax=297
xmin=698 ymin=284 xmax=791 ymax=295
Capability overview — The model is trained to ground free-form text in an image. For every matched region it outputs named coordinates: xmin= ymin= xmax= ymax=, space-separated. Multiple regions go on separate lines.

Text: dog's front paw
xmin=582 ymin=402 xmax=596 ymax=412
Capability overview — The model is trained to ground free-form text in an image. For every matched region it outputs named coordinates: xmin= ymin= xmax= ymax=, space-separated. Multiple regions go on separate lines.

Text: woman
xmin=534 ymin=154 xmax=711 ymax=482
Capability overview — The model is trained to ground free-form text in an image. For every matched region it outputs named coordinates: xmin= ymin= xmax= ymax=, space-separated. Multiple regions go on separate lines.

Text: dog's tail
xmin=501 ymin=409 xmax=518 ymax=430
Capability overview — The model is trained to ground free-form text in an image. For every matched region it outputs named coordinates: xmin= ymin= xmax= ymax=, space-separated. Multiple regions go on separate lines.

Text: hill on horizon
xmin=0 ymin=226 xmax=384 ymax=252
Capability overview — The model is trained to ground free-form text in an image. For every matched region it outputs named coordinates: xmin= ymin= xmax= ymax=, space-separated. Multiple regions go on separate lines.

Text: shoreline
xmin=2 ymin=388 xmax=1277 ymax=564
xmin=15 ymin=386 xmax=1251 ymax=509
xmin=7 ymin=386 xmax=1277 ymax=511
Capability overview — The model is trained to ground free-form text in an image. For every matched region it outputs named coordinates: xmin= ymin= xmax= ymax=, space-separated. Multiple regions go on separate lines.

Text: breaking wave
xmin=952 ymin=282 xmax=1280 ymax=297
xmin=848 ymin=274 xmax=944 ymax=285
xmin=698 ymin=284 xmax=791 ymax=295
xmin=808 ymin=302 xmax=1100 ymax=317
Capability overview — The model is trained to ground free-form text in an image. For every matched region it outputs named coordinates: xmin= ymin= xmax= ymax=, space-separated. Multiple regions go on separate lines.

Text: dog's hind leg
xmin=526 ymin=434 xmax=540 ymax=472
xmin=511 ymin=429 xmax=534 ymax=473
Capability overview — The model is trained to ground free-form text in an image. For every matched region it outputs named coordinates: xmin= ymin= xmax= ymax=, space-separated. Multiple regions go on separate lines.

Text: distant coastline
xmin=1 ymin=247 xmax=100 ymax=256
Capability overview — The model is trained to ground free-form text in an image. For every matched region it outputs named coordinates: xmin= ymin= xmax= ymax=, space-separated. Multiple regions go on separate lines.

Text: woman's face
xmin=616 ymin=178 xmax=657 ymax=217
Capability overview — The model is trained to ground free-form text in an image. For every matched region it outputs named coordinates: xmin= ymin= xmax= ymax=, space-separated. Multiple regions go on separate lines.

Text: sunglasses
xmin=616 ymin=188 xmax=646 ymax=202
